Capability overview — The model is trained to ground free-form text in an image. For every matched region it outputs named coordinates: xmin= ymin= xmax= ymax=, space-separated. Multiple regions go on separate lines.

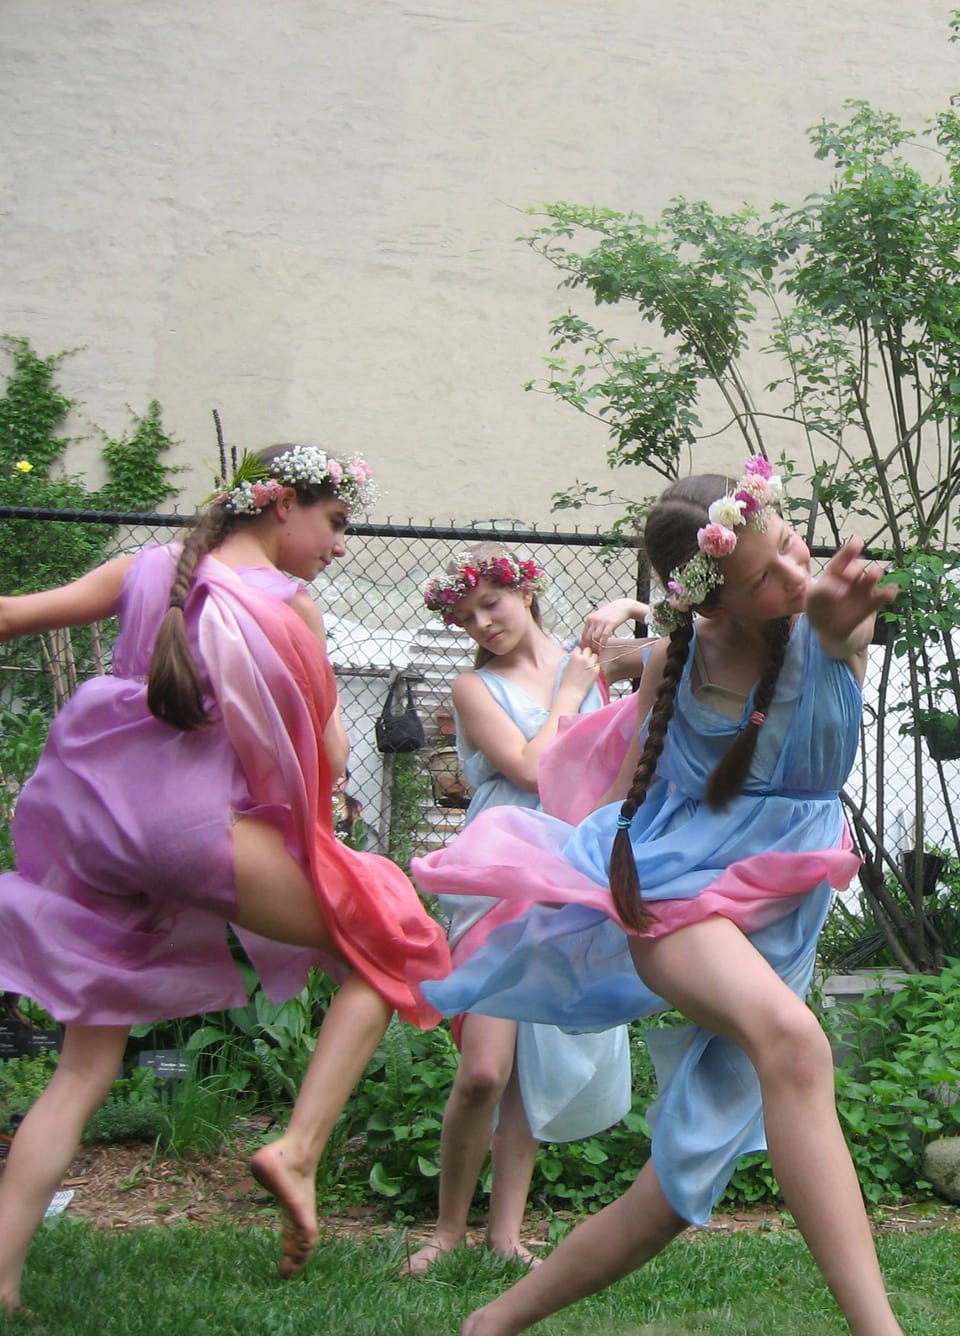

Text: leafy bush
xmin=84 ymin=1066 xmax=166 ymax=1145
xmin=0 ymin=707 xmax=49 ymax=871
xmin=821 ymin=960 xmax=960 ymax=1203
xmin=0 ymin=1050 xmax=57 ymax=1131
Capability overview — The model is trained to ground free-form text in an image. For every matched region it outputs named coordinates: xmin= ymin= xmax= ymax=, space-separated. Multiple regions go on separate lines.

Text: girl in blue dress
xmin=414 ymin=466 xmax=903 ymax=1336
xmin=403 ymin=544 xmax=648 ymax=1275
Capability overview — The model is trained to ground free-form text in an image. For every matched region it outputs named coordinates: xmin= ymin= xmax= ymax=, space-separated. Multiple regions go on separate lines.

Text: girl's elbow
xmin=514 ymin=768 xmax=540 ymax=794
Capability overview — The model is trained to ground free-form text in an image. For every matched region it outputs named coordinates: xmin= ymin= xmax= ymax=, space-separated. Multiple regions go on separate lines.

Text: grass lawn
xmin=0 ymin=1219 xmax=957 ymax=1335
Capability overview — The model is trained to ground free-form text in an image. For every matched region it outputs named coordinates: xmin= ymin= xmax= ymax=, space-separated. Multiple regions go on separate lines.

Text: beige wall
xmin=1 ymin=1 xmax=957 ymax=524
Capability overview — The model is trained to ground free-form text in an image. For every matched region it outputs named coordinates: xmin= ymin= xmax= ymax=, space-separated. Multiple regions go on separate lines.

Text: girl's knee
xmin=454 ymin=1059 xmax=512 ymax=1107
xmin=755 ymin=1002 xmax=832 ymax=1091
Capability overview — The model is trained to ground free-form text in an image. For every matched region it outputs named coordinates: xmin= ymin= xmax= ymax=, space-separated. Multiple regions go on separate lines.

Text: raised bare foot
xmin=250 ymin=1141 xmax=319 ymax=1279
xmin=398 ymin=1235 xmax=456 ymax=1277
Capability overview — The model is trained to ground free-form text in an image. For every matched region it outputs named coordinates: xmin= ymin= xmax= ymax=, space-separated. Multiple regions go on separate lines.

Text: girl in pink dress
xmin=0 ymin=443 xmax=450 ymax=1311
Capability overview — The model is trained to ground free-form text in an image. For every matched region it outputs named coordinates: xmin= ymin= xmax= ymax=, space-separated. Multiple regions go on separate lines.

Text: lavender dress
xmin=0 ymin=546 xmax=455 ymax=1028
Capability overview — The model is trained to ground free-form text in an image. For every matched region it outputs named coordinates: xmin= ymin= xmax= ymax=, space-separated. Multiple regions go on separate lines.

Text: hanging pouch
xmin=375 ymin=674 xmax=426 ymax=753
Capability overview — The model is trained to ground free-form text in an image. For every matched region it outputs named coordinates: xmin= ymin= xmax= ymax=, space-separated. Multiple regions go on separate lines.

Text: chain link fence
xmin=0 ymin=506 xmax=952 ymax=885
xmin=0 ymin=508 xmax=648 ymax=866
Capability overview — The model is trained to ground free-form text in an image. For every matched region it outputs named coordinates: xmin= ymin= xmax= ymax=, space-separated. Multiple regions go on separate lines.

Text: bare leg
xmin=232 ymin=818 xmax=392 ymax=1277
xmin=461 ymin=916 xmax=903 ymax=1336
xmin=463 ymin=1160 xmax=685 ymax=1335
xmin=251 ymin=972 xmax=391 ymax=1277
xmin=401 ymin=1014 xmax=519 ymax=1276
xmin=630 ymin=918 xmax=903 ymax=1336
xmin=486 ymin=1066 xmax=539 ymax=1264
xmin=0 ymin=1025 xmax=129 ymax=1311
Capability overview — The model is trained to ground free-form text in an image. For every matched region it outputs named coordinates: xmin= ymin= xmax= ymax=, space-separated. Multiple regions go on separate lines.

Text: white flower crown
xmin=212 ymin=445 xmax=377 ymax=515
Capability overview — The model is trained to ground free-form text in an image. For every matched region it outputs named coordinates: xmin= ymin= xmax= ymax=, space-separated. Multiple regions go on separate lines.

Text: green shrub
xmin=0 ymin=1050 xmax=57 ymax=1130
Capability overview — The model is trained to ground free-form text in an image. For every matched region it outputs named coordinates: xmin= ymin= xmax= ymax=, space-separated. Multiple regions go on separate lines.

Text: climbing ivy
xmin=0 ymin=337 xmax=182 ymax=711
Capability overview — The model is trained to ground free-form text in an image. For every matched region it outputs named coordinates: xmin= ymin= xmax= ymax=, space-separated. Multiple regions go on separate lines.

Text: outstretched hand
xmin=805 ymin=538 xmax=897 ymax=650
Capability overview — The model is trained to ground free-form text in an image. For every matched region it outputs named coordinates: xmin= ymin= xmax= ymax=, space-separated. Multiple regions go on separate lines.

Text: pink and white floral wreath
xmin=647 ymin=457 xmax=785 ymax=637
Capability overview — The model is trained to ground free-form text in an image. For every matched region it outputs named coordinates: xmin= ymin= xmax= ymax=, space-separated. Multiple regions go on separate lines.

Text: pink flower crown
xmin=423 ymin=553 xmax=549 ymax=624
xmin=647 ymin=457 xmax=784 ymax=636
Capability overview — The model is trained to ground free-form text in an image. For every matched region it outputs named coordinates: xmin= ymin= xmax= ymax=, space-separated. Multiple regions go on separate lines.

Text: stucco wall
xmin=1 ymin=1 xmax=957 ymax=524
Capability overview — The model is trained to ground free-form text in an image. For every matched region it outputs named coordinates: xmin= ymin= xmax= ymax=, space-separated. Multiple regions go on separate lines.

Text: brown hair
xmin=451 ymin=542 xmax=545 ymax=669
xmin=147 ymin=443 xmax=341 ymax=731
xmin=610 ymin=474 xmax=792 ymax=930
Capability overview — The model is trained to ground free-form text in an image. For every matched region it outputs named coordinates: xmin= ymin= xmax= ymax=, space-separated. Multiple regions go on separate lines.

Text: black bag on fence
xmin=375 ymin=675 xmax=426 ymax=754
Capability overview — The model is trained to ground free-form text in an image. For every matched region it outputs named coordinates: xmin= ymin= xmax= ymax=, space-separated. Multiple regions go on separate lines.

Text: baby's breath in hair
xmin=211 ymin=446 xmax=377 ymax=515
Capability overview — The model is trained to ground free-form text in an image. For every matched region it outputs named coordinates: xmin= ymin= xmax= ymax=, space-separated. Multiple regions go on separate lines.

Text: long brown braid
xmin=147 ymin=443 xmax=342 ymax=732
xmin=610 ymin=474 xmax=793 ymax=931
xmin=703 ymin=615 xmax=791 ymax=808
xmin=146 ymin=508 xmax=234 ymax=730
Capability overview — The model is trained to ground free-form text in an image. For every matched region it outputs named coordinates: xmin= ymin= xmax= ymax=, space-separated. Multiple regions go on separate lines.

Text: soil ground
xmin=32 ymin=1141 xmax=960 ymax=1249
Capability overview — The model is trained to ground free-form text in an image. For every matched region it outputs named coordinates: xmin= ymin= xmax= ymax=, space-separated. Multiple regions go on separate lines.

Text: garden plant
xmin=523 ymin=17 xmax=960 ymax=971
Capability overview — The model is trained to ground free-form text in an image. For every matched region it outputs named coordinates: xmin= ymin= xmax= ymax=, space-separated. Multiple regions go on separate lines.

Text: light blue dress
xmin=438 ymin=657 xmax=632 ymax=1143
xmin=418 ymin=619 xmax=861 ymax=1220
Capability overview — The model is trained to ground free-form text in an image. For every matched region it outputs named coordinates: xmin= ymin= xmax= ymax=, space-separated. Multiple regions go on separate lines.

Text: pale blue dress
xmin=438 ymin=657 xmax=632 ymax=1143
xmin=418 ymin=619 xmax=861 ymax=1220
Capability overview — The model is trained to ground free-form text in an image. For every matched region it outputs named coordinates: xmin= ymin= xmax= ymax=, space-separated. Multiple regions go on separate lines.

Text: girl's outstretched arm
xmin=0 ymin=555 xmax=134 ymax=644
xmin=805 ymin=538 xmax=897 ymax=679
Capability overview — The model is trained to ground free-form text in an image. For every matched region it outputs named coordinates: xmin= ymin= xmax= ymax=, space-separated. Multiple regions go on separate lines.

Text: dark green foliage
xmin=83 ymin=1067 xmax=167 ymax=1145
xmin=523 ymin=58 xmax=960 ymax=970
xmin=820 ymin=960 xmax=960 ymax=1203
xmin=386 ymin=753 xmax=433 ymax=873
xmin=0 ymin=1050 xmax=57 ymax=1131
xmin=96 ymin=399 xmax=182 ymax=513
xmin=0 ymin=707 xmax=48 ymax=871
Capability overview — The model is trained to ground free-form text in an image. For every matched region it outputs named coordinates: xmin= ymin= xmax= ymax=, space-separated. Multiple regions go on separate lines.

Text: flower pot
xmin=435 ymin=707 xmax=457 ymax=738
xmin=871 ymin=612 xmax=898 ymax=646
xmin=426 ymin=748 xmax=473 ymax=809
xmin=921 ymin=714 xmax=960 ymax=762
xmin=899 ymin=850 xmax=946 ymax=897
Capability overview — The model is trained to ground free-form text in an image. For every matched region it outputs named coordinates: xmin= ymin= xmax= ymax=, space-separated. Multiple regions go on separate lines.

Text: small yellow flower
xmin=14 ymin=459 xmax=33 ymax=473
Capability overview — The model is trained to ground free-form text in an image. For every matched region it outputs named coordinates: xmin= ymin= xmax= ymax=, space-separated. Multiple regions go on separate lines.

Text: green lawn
xmin=1 ymin=1220 xmax=957 ymax=1335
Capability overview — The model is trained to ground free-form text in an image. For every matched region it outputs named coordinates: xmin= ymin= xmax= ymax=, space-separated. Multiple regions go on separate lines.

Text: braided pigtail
xmin=610 ymin=619 xmax=694 ymax=930
xmin=703 ymin=617 xmax=792 ymax=810
xmin=147 ymin=509 xmax=231 ymax=730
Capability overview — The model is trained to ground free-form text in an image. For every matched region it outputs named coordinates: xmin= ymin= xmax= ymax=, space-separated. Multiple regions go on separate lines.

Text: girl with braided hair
xmin=0 ymin=444 xmax=450 ymax=1311
xmin=413 ymin=462 xmax=903 ymax=1336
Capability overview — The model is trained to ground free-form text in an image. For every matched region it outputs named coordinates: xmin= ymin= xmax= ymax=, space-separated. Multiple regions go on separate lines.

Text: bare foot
xmin=250 ymin=1141 xmax=319 ymax=1279
xmin=398 ymin=1235 xmax=456 ymax=1277
xmin=486 ymin=1241 xmax=542 ymax=1269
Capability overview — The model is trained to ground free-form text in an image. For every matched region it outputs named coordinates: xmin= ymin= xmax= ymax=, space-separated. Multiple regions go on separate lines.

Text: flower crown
xmin=647 ymin=457 xmax=784 ymax=637
xmin=423 ymin=553 xmax=549 ymax=624
xmin=211 ymin=445 xmax=377 ymax=515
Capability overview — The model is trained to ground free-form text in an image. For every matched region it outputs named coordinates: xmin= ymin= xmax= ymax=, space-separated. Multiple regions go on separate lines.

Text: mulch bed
xmin=15 ymin=1141 xmax=958 ymax=1241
